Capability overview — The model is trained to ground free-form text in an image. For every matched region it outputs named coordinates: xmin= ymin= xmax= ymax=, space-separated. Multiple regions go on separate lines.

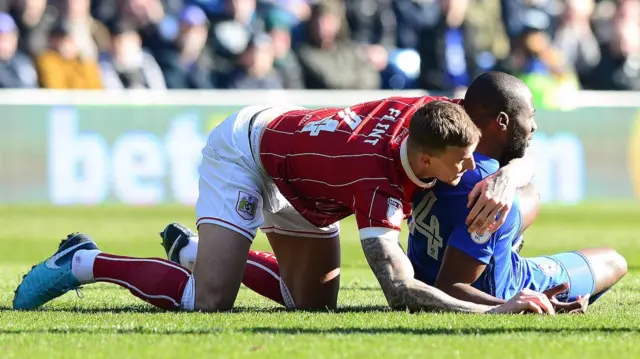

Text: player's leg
xmin=262 ymin=207 xmax=341 ymax=310
xmin=266 ymin=233 xmax=341 ymax=309
xmin=193 ymin=224 xmax=252 ymax=311
xmin=13 ymin=107 xmax=266 ymax=311
xmin=13 ymin=233 xmax=194 ymax=311
xmin=160 ymin=223 xmax=292 ymax=307
xmin=527 ymin=248 xmax=627 ymax=304
xmin=163 ymin=223 xmax=339 ymax=310
xmin=569 ymin=248 xmax=627 ymax=303
xmin=191 ymin=106 xmax=277 ymax=312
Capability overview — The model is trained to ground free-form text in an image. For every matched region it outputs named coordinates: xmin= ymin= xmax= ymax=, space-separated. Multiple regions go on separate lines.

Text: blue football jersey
xmin=407 ymin=152 xmax=526 ymax=299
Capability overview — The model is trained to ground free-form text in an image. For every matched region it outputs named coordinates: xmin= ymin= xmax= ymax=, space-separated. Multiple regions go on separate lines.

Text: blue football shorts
xmin=525 ymin=252 xmax=596 ymax=302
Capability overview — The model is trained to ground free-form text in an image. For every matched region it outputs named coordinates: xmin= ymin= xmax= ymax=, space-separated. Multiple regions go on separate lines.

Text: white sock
xmin=181 ymin=275 xmax=195 ymax=311
xmin=178 ymin=237 xmax=199 ymax=271
xmin=71 ymin=249 xmax=102 ymax=284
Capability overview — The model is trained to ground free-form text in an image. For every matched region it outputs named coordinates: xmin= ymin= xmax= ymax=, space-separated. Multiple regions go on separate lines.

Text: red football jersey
xmin=259 ymin=96 xmax=461 ymax=239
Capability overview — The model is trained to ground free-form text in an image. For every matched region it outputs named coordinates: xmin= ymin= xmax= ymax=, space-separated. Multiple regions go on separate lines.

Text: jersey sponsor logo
xmin=392 ymin=128 xmax=408 ymax=146
xmin=236 ymin=191 xmax=258 ymax=220
xmin=386 ymin=198 xmax=404 ymax=227
xmin=470 ymin=230 xmax=491 ymax=244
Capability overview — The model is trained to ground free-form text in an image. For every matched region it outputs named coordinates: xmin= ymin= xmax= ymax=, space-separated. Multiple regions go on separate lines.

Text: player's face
xmin=429 ymin=142 xmax=477 ymax=186
xmin=501 ymin=93 xmax=537 ymax=166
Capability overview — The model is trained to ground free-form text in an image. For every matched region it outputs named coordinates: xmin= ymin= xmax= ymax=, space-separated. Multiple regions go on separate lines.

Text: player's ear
xmin=420 ymin=152 xmax=433 ymax=168
xmin=497 ymin=112 xmax=509 ymax=131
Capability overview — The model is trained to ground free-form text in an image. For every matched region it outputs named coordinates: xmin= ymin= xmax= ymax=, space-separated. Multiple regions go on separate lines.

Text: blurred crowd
xmin=0 ymin=0 xmax=638 ymax=104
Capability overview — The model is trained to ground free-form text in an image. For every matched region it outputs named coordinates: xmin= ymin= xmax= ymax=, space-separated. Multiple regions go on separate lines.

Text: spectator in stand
xmin=501 ymin=0 xmax=561 ymax=40
xmin=296 ymin=1 xmax=380 ymax=89
xmin=393 ymin=0 xmax=439 ymax=49
xmin=0 ymin=12 xmax=38 ymax=88
xmin=272 ymin=0 xmax=311 ymax=24
xmin=156 ymin=4 xmax=216 ymax=89
xmin=345 ymin=0 xmax=396 ymax=49
xmin=226 ymin=32 xmax=284 ymax=89
xmin=511 ymin=24 xmax=580 ymax=108
xmin=264 ymin=7 xmax=304 ymax=89
xmin=113 ymin=0 xmax=176 ymax=61
xmin=553 ymin=0 xmax=601 ymax=85
xmin=0 ymin=0 xmax=637 ymax=92
xmin=206 ymin=0 xmax=265 ymax=76
xmin=35 ymin=20 xmax=103 ymax=88
xmin=53 ymin=0 xmax=110 ymax=61
xmin=586 ymin=0 xmax=640 ymax=90
xmin=465 ymin=0 xmax=510 ymax=71
xmin=266 ymin=0 xmax=311 ymax=47
xmin=99 ymin=20 xmax=166 ymax=89
xmin=344 ymin=0 xmax=420 ymax=90
xmin=9 ymin=0 xmax=56 ymax=56
xmin=418 ymin=0 xmax=484 ymax=92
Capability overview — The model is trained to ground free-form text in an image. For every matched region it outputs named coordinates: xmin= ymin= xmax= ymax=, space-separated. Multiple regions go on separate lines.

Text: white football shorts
xmin=195 ymin=105 xmax=340 ymax=241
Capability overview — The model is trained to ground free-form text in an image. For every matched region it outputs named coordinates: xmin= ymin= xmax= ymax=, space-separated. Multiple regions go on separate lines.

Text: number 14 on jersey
xmin=301 ymin=108 xmax=362 ymax=136
xmin=409 ymin=192 xmax=444 ymax=260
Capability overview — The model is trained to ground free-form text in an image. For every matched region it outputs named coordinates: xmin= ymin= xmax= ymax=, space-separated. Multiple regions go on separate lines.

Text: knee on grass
xmin=606 ymin=249 xmax=628 ymax=281
xmin=582 ymin=248 xmax=628 ymax=292
xmin=194 ymin=282 xmax=238 ymax=312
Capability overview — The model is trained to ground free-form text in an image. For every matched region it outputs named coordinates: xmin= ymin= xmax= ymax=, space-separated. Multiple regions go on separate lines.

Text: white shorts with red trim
xmin=195 ymin=105 xmax=340 ymax=241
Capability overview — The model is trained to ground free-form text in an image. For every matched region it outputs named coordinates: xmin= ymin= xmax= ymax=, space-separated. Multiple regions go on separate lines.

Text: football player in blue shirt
xmin=407 ymin=72 xmax=627 ymax=309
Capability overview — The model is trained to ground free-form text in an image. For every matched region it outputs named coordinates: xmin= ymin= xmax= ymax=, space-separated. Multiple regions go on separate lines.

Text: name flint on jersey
xmin=260 ymin=96 xmax=447 ymax=232
xmin=364 ymin=108 xmax=403 ymax=146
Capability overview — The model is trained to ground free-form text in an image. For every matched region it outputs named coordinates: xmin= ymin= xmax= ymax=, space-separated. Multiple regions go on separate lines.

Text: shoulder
xmin=142 ymin=50 xmax=160 ymax=64
xmin=428 ymin=154 xmax=500 ymax=208
xmin=36 ymin=51 xmax=59 ymax=64
xmin=457 ymin=155 xmax=500 ymax=190
xmin=12 ymin=52 xmax=32 ymax=63
xmin=434 ymin=167 xmax=485 ymax=198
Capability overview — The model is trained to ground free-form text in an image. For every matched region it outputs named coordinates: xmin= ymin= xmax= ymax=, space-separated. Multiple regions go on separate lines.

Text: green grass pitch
xmin=1 ymin=203 xmax=639 ymax=358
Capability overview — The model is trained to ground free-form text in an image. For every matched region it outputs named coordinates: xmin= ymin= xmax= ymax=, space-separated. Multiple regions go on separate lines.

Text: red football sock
xmin=242 ymin=250 xmax=291 ymax=307
xmin=93 ymin=253 xmax=191 ymax=310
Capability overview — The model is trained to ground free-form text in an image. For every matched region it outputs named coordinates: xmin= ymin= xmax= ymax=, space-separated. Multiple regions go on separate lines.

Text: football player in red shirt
xmin=159 ymin=72 xmax=574 ymax=313
xmin=14 ymin=75 xmax=554 ymax=315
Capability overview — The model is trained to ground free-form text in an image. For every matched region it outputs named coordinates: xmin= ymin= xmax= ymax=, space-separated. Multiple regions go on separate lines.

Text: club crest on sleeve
xmin=471 ymin=230 xmax=491 ymax=244
xmin=386 ymin=198 xmax=404 ymax=227
xmin=236 ymin=191 xmax=258 ymax=220
xmin=537 ymin=261 xmax=558 ymax=276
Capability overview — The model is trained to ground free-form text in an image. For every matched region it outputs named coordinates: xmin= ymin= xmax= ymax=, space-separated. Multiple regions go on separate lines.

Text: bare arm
xmin=466 ymin=154 xmax=536 ymax=234
xmin=435 ymin=246 xmax=506 ymax=306
xmin=361 ymin=236 xmax=495 ymax=313
xmin=516 ymin=183 xmax=541 ymax=234
xmin=503 ymin=155 xmax=536 ymax=189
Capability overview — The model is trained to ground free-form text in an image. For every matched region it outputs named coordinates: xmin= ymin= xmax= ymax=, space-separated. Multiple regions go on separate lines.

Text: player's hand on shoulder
xmin=543 ymin=283 xmax=590 ymax=314
xmin=466 ymin=168 xmax=518 ymax=234
xmin=490 ymin=289 xmax=556 ymax=315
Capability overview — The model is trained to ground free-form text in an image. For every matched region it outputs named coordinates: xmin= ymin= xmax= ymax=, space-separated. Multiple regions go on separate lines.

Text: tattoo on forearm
xmin=361 ymin=237 xmax=489 ymax=313
xmin=486 ymin=174 xmax=507 ymax=199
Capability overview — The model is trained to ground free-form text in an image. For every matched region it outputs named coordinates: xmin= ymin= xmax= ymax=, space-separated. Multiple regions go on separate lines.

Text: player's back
xmin=259 ymin=96 xmax=454 ymax=229
xmin=407 ymin=153 xmax=523 ymax=297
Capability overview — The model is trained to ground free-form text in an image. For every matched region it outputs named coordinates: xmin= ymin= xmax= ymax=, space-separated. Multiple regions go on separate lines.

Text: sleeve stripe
xmin=359 ymin=227 xmax=400 ymax=242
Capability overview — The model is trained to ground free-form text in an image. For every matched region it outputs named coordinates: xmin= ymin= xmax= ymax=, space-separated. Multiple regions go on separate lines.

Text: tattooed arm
xmin=361 ymin=235 xmax=495 ymax=313
xmin=361 ymin=235 xmax=558 ymax=314
xmin=501 ymin=156 xmax=536 ymax=189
